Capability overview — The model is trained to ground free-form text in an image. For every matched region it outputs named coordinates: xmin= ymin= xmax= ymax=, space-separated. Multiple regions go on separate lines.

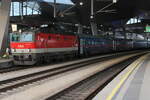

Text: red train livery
xmin=10 ymin=31 xmax=78 ymax=65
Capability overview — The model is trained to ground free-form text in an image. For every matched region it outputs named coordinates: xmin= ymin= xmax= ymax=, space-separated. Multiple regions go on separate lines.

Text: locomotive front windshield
xmin=20 ymin=33 xmax=33 ymax=42
xmin=11 ymin=32 xmax=34 ymax=42
xmin=11 ymin=34 xmax=20 ymax=42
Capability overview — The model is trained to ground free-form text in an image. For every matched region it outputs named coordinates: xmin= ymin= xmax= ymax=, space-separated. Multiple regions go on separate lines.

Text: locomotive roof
xmin=39 ymin=26 xmax=76 ymax=35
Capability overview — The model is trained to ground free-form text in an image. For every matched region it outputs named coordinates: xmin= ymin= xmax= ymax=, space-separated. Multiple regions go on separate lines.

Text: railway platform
xmin=0 ymin=58 xmax=13 ymax=68
xmin=93 ymin=53 xmax=150 ymax=100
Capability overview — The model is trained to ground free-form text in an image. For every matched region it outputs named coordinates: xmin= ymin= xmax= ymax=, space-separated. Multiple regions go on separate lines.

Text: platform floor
xmin=0 ymin=58 xmax=13 ymax=67
xmin=0 ymin=58 xmax=12 ymax=63
xmin=93 ymin=53 xmax=150 ymax=100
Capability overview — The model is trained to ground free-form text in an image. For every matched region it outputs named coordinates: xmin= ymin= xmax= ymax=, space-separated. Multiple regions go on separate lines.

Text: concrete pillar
xmin=91 ymin=22 xmax=98 ymax=35
xmin=112 ymin=28 xmax=116 ymax=39
xmin=77 ymin=24 xmax=83 ymax=34
xmin=0 ymin=0 xmax=11 ymax=56
xmin=122 ymin=27 xmax=127 ymax=39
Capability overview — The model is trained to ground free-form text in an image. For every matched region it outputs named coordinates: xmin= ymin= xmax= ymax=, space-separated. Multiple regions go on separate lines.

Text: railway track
xmin=47 ymin=55 xmax=141 ymax=100
xmin=0 ymin=51 xmax=141 ymax=83
xmin=0 ymin=50 xmax=143 ymax=74
xmin=0 ymin=52 xmax=133 ymax=93
xmin=0 ymin=51 xmax=147 ymax=100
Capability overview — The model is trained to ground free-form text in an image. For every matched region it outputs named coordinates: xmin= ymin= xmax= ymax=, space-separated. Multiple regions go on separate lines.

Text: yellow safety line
xmin=106 ymin=54 xmax=149 ymax=100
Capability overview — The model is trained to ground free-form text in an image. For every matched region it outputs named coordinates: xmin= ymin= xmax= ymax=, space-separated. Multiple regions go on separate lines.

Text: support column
xmin=122 ymin=27 xmax=127 ymax=39
xmin=112 ymin=27 xmax=116 ymax=39
xmin=145 ymin=33 xmax=149 ymax=48
xmin=112 ymin=28 xmax=116 ymax=51
xmin=0 ymin=0 xmax=11 ymax=56
xmin=90 ymin=22 xmax=98 ymax=35
xmin=131 ymin=33 xmax=134 ymax=49
xmin=90 ymin=0 xmax=98 ymax=36
xmin=77 ymin=24 xmax=83 ymax=34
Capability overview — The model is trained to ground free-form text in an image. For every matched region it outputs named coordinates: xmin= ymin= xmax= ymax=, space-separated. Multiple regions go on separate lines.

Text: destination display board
xmin=145 ymin=25 xmax=150 ymax=32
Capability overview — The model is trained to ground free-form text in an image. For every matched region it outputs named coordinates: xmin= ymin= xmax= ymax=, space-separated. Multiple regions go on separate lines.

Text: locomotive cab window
xmin=20 ymin=33 xmax=33 ymax=42
xmin=11 ymin=34 xmax=20 ymax=42
xmin=11 ymin=31 xmax=34 ymax=42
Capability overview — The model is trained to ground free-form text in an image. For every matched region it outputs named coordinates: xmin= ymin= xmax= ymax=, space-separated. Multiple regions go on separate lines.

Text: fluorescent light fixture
xmin=79 ymin=2 xmax=83 ymax=6
xmin=113 ymin=0 xmax=117 ymax=3
xmin=90 ymin=15 xmax=94 ymax=19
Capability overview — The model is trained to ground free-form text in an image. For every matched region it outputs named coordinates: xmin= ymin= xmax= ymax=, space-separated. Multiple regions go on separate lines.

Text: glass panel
xmin=11 ymin=2 xmax=20 ymax=16
xmin=26 ymin=1 xmax=40 ymax=11
xmin=11 ymin=32 xmax=33 ymax=42
xmin=20 ymin=33 xmax=33 ymax=42
xmin=11 ymin=34 xmax=20 ymax=42
xmin=44 ymin=0 xmax=73 ymax=4
xmin=10 ymin=1 xmax=41 ymax=16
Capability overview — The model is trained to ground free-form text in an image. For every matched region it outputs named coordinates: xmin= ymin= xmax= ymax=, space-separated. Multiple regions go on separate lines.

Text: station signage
xmin=11 ymin=24 xmax=17 ymax=32
xmin=145 ymin=25 xmax=150 ymax=32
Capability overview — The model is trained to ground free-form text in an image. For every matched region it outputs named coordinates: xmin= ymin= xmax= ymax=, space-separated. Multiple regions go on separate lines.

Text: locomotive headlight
xmin=27 ymin=49 xmax=31 ymax=52
xmin=12 ymin=49 xmax=16 ymax=52
xmin=75 ymin=44 xmax=78 ymax=47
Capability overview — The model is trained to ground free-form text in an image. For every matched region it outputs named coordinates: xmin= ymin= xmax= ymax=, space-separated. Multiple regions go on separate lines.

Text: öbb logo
xmin=18 ymin=45 xmax=24 ymax=48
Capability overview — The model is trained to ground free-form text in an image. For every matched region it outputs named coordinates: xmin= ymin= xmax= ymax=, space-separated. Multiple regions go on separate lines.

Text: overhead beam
xmin=0 ymin=0 xmax=11 ymax=56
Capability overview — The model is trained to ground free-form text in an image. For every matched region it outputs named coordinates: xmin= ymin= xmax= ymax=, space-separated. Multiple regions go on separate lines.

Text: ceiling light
xmin=79 ymin=2 xmax=83 ymax=6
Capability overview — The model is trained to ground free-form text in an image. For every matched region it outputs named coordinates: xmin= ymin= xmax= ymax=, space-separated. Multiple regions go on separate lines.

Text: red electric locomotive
xmin=10 ymin=27 xmax=78 ymax=65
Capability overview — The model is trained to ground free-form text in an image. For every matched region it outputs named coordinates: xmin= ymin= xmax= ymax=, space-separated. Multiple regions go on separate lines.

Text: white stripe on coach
xmin=11 ymin=47 xmax=78 ymax=54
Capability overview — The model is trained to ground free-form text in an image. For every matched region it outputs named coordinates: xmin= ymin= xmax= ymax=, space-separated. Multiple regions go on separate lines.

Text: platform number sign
xmin=145 ymin=25 xmax=150 ymax=32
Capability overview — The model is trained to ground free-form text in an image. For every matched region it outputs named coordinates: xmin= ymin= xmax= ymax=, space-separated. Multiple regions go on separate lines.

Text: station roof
xmin=71 ymin=0 xmax=150 ymax=26
xmin=11 ymin=0 xmax=150 ymax=27
xmin=11 ymin=0 xmax=77 ymax=26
